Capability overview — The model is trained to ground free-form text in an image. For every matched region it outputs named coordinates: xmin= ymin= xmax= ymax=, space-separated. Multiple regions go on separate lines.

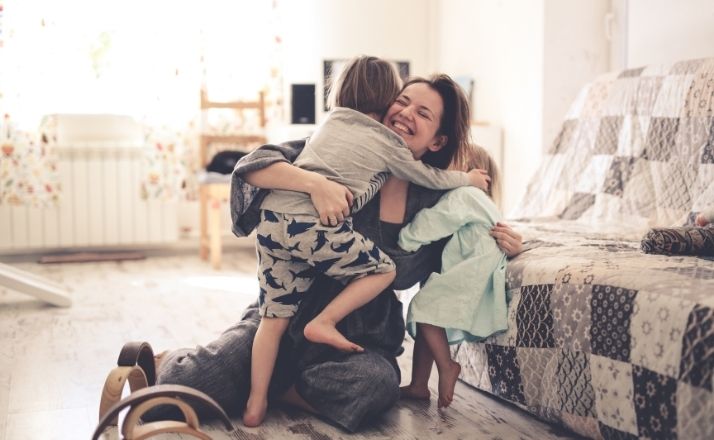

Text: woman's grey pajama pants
xmin=147 ymin=302 xmax=401 ymax=432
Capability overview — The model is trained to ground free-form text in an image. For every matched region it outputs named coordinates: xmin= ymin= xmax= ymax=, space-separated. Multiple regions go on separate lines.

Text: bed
xmin=453 ymin=57 xmax=714 ymax=439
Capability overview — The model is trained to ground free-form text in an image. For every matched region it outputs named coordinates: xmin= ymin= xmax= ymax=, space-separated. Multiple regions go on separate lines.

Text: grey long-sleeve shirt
xmin=260 ymin=107 xmax=469 ymax=216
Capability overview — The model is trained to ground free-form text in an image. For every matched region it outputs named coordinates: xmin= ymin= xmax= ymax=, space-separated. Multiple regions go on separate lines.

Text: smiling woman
xmin=146 ymin=70 xmax=523 ymax=433
xmin=384 ymin=82 xmax=446 ymax=159
xmin=386 ymin=77 xmax=472 ymax=171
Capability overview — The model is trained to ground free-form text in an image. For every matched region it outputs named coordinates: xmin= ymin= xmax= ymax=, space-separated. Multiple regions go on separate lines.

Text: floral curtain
xmin=1 ymin=114 xmax=60 ymax=205
xmin=0 ymin=0 xmax=283 ymax=205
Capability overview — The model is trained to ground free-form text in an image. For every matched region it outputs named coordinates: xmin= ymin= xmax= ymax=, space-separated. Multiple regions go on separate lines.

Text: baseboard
xmin=0 ymin=234 xmax=256 ymax=264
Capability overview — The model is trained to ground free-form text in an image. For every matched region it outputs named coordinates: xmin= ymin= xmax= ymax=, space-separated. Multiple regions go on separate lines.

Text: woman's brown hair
xmin=401 ymin=75 xmax=471 ymax=170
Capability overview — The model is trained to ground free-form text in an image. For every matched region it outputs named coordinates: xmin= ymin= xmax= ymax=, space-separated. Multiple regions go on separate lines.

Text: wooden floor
xmin=0 ymin=250 xmax=579 ymax=440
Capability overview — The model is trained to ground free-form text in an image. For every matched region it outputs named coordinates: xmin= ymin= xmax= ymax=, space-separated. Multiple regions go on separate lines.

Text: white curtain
xmin=0 ymin=0 xmax=283 ymax=203
xmin=1 ymin=0 xmax=278 ymax=129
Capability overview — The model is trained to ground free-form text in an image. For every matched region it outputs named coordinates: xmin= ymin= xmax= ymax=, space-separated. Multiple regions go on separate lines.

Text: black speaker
xmin=291 ymin=84 xmax=316 ymax=124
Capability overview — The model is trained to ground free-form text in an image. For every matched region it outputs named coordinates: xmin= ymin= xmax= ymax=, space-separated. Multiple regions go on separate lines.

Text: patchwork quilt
xmin=454 ymin=58 xmax=714 ymax=439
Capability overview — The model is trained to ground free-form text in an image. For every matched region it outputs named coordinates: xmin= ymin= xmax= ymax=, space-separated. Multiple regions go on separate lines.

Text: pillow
xmin=641 ymin=226 xmax=714 ymax=256
xmin=206 ymin=150 xmax=249 ymax=174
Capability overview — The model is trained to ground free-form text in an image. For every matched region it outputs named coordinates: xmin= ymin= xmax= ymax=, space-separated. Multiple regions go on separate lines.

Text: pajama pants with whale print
xmin=255 ymin=209 xmax=396 ymax=318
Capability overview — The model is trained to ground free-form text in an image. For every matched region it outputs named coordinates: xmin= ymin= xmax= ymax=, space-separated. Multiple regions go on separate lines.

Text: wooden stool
xmin=198 ymin=182 xmax=231 ymax=270
xmin=198 ymin=89 xmax=267 ymax=270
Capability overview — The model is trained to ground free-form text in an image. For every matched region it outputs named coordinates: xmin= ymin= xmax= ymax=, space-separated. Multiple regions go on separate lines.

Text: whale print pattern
xmin=255 ymin=210 xmax=395 ymax=318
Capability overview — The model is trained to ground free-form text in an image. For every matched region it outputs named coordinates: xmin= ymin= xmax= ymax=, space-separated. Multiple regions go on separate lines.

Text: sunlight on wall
xmin=1 ymin=0 xmax=277 ymax=129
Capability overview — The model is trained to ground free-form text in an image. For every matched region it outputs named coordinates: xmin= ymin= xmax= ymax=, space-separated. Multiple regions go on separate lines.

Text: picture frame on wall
xmin=323 ymin=59 xmax=410 ymax=111
xmin=454 ymin=75 xmax=475 ymax=118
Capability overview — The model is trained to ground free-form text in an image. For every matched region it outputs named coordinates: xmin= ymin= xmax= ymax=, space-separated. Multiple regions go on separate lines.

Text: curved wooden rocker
xmin=99 ymin=341 xmax=157 ymax=424
xmin=96 ymin=341 xmax=234 ymax=439
xmin=93 ymin=384 xmax=234 ymax=440
xmin=117 ymin=341 xmax=157 ymax=386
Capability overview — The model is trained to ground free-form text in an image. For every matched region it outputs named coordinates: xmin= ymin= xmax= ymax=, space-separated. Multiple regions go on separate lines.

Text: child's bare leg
xmin=304 ymin=271 xmax=395 ymax=351
xmin=418 ymin=323 xmax=461 ymax=408
xmin=400 ymin=330 xmax=433 ymax=400
xmin=244 ymin=317 xmax=289 ymax=427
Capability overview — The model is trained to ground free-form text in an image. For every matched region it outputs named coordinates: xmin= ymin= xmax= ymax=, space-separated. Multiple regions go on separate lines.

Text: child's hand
xmin=466 ymin=168 xmax=491 ymax=192
xmin=310 ymin=177 xmax=353 ymax=226
xmin=490 ymin=222 xmax=523 ymax=257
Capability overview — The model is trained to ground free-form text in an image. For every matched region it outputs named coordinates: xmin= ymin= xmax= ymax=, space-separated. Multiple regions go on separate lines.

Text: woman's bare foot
xmin=243 ymin=394 xmax=268 ymax=427
xmin=400 ymin=384 xmax=431 ymax=400
xmin=437 ymin=361 xmax=461 ymax=408
xmin=304 ymin=319 xmax=364 ymax=352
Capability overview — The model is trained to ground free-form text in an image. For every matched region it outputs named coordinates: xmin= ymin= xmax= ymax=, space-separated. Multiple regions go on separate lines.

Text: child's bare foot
xmin=696 ymin=214 xmax=710 ymax=227
xmin=437 ymin=361 xmax=461 ymax=408
xmin=243 ymin=394 xmax=268 ymax=427
xmin=400 ymin=384 xmax=431 ymax=400
xmin=304 ymin=319 xmax=364 ymax=352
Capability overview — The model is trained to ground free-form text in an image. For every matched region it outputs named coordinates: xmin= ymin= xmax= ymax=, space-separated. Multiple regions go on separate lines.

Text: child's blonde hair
xmin=327 ymin=56 xmax=402 ymax=117
xmin=464 ymin=145 xmax=501 ymax=205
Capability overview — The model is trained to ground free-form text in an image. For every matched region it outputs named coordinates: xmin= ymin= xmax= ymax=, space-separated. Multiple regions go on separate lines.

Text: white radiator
xmin=0 ymin=115 xmax=178 ymax=252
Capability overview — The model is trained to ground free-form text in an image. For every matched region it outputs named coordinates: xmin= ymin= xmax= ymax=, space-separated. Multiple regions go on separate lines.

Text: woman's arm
xmin=489 ymin=222 xmax=523 ymax=257
xmin=231 ymin=141 xmax=306 ymax=236
xmin=244 ymin=161 xmax=353 ymax=225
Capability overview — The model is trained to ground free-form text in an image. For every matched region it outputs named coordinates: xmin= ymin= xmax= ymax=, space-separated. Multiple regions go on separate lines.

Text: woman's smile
xmin=384 ymin=82 xmax=444 ymax=158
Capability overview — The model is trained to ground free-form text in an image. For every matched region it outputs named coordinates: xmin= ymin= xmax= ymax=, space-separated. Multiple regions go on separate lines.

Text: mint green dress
xmin=398 ymin=186 xmax=508 ymax=344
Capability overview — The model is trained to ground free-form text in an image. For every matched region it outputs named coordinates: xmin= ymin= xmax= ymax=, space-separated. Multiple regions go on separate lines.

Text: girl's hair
xmin=464 ymin=145 xmax=501 ymax=205
xmin=401 ymin=75 xmax=471 ymax=170
xmin=327 ymin=56 xmax=402 ymax=117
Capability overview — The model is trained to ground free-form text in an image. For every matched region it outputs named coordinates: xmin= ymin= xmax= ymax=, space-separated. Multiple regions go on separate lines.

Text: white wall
xmin=279 ymin=0 xmax=612 ymax=216
xmin=435 ymin=0 xmax=545 ymax=215
xmin=280 ymin=0 xmax=433 ymax=123
xmin=434 ymin=0 xmax=609 ymax=215
xmin=186 ymin=0 xmax=436 ymax=238
xmin=626 ymin=0 xmax=714 ymax=67
xmin=543 ymin=0 xmax=609 ymax=152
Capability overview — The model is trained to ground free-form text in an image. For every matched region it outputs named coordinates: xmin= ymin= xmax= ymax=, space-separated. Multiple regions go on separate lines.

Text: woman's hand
xmin=490 ymin=222 xmax=523 ymax=257
xmin=467 ymin=168 xmax=491 ymax=192
xmin=308 ymin=176 xmax=354 ymax=226
xmin=244 ymin=162 xmax=352 ymax=226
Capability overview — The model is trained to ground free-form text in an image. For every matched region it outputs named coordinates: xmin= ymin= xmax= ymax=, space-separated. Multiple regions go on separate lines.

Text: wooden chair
xmin=198 ymin=89 xmax=266 ymax=269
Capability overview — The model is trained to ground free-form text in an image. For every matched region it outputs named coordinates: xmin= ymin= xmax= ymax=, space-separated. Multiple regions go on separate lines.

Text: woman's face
xmin=383 ymin=82 xmax=446 ymax=159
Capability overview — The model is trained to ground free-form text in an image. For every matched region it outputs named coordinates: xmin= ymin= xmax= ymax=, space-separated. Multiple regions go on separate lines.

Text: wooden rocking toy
xmin=94 ymin=341 xmax=234 ymax=439
xmin=93 ymin=384 xmax=234 ymax=439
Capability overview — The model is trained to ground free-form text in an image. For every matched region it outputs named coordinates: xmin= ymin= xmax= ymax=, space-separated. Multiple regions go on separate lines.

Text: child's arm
xmin=385 ymin=145 xmax=489 ymax=191
xmin=398 ymin=187 xmax=501 ymax=252
xmin=231 ymin=140 xmax=351 ymax=232
xmin=245 ymin=162 xmax=353 ymax=225
xmin=231 ymin=140 xmax=306 ymax=236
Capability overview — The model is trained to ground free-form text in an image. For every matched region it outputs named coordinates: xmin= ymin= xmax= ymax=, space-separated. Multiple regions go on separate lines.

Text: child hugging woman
xmin=399 ymin=145 xmax=509 ymax=409
xmin=245 ymin=56 xmax=490 ymax=426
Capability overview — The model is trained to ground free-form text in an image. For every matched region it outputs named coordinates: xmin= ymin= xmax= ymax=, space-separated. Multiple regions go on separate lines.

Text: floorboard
xmin=0 ymin=251 xmax=579 ymax=439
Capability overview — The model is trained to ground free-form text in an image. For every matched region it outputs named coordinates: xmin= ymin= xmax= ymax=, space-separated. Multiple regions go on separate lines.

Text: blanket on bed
xmin=454 ymin=58 xmax=714 ymax=439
